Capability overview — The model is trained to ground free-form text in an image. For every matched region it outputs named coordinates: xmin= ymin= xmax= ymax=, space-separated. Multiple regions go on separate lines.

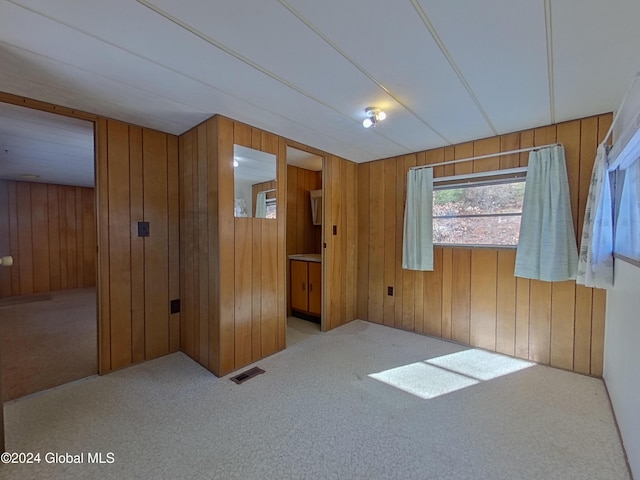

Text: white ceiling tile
xmin=417 ymin=0 xmax=551 ymax=133
xmin=551 ymin=0 xmax=640 ymax=124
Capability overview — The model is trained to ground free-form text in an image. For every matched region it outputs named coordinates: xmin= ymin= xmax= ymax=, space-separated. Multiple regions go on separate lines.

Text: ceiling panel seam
xmin=544 ymin=0 xmax=556 ymax=124
xmin=276 ymin=0 xmax=452 ymax=145
xmin=135 ymin=0 xmax=412 ymax=152
xmin=410 ymin=0 xmax=499 ymax=136
xmin=4 ymin=1 xmax=381 ymax=152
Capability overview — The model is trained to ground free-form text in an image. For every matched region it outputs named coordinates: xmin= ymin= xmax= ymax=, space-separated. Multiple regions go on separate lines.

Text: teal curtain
xmin=515 ymin=145 xmax=578 ymax=281
xmin=402 ymin=167 xmax=434 ymax=271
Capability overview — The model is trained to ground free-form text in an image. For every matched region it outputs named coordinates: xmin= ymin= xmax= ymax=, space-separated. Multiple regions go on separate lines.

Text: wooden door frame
xmin=283 ymin=141 xmax=328 ymax=333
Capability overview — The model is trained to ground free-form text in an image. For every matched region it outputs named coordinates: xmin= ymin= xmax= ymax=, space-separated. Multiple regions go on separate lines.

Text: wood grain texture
xmin=0 ymin=181 xmax=95 ymax=298
xmin=95 ymin=118 xmax=179 ymax=373
xmin=324 ymin=154 xmax=358 ymax=330
xmin=286 ymin=165 xmax=321 ymax=257
xmin=179 ymin=116 xmax=291 ymax=376
xmin=143 ymin=128 xmax=170 ymax=360
xmin=355 ymin=114 xmax=610 ymax=376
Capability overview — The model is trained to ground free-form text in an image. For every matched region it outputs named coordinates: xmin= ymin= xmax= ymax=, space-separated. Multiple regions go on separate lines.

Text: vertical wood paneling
xmin=0 ymin=181 xmax=10 ymax=296
xmin=97 ymin=117 xmax=111 ymax=373
xmin=451 ymin=249 xmax=471 ymax=344
xmin=234 ymin=218 xmax=253 ymax=367
xmin=179 ymin=131 xmax=195 ymax=359
xmin=423 ymin=247 xmax=443 ymax=337
xmin=82 ymin=188 xmax=96 ymax=287
xmin=251 ymin=215 xmax=263 ymax=361
xmin=31 ymin=184 xmax=50 ymax=292
xmin=65 ymin=187 xmax=78 ymax=288
xmin=47 ymin=185 xmax=61 ymax=292
xmin=356 ymin=163 xmax=370 ymax=321
xmin=143 ymin=128 xmax=170 ymax=360
xmin=197 ymin=123 xmax=209 ymax=365
xmin=167 ymin=135 xmax=181 ymax=353
xmin=220 ymin=118 xmax=238 ymax=372
xmin=355 ymin=114 xmax=609 ymax=377
xmin=368 ymin=161 xmax=385 ymax=325
xmin=383 ymin=159 xmax=396 ymax=327
xmin=286 ymin=165 xmax=321 ymax=257
xmin=16 ymin=182 xmax=33 ymax=294
xmin=496 ymin=250 xmax=516 ymax=355
xmin=107 ymin=120 xmax=133 ymax=370
xmin=95 ymin=118 xmax=179 ymax=373
xmin=129 ymin=126 xmax=145 ymax=364
xmin=470 ymin=249 xmax=498 ymax=350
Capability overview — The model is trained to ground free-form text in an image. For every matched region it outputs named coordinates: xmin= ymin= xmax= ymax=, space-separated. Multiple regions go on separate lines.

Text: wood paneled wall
xmin=324 ymin=155 xmax=358 ymax=330
xmin=356 ymin=114 xmax=612 ymax=377
xmin=96 ymin=118 xmax=180 ymax=373
xmin=179 ymin=116 xmax=286 ymax=376
xmin=0 ymin=181 xmax=95 ymax=297
xmin=286 ymin=164 xmax=322 ymax=256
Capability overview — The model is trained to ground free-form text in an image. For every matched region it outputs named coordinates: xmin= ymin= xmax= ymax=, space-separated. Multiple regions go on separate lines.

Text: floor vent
xmin=230 ymin=366 xmax=265 ymax=385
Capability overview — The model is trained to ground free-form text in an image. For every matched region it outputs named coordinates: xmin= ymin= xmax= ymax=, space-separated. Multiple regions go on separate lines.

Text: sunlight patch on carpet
xmin=369 ymin=349 xmax=535 ymax=400
xmin=426 ymin=349 xmax=535 ymax=381
xmin=368 ymin=362 xmax=479 ymax=399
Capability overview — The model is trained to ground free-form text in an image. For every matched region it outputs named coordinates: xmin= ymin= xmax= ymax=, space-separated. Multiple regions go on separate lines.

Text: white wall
xmin=604 ymin=259 xmax=640 ymax=478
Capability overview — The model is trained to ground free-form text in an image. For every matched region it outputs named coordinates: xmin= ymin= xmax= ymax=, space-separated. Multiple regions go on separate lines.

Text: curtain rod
xmin=409 ymin=143 xmax=561 ymax=171
xmin=259 ymin=188 xmax=276 ymax=193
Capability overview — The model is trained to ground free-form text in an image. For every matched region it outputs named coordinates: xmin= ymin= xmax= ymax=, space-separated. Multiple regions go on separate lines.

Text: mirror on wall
xmin=233 ymin=145 xmax=277 ymax=219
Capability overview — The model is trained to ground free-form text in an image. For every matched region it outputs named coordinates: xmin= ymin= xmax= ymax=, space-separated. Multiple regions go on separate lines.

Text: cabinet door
xmin=290 ymin=260 xmax=308 ymax=312
xmin=308 ymin=261 xmax=322 ymax=316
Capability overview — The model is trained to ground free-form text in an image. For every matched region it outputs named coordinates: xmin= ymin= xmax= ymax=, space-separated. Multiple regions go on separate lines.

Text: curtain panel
xmin=515 ymin=145 xmax=578 ymax=282
xmin=402 ymin=167 xmax=434 ymax=271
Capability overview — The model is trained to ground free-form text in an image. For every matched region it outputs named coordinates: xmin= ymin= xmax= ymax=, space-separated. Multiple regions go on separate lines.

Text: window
xmin=433 ymin=174 xmax=525 ymax=247
xmin=613 ymin=154 xmax=640 ymax=262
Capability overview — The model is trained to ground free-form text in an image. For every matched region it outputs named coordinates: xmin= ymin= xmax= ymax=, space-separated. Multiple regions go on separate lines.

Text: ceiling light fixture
xmin=362 ymin=107 xmax=387 ymax=128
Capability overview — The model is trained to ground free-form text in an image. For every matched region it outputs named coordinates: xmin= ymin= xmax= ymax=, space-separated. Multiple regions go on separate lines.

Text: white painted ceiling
xmin=0 ymin=102 xmax=94 ymax=187
xmin=1 ymin=0 xmax=640 ymax=180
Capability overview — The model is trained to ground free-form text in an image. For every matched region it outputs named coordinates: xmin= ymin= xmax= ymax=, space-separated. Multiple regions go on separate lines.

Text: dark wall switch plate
xmin=333 ymin=225 xmax=337 ymax=235
xmin=388 ymin=286 xmax=394 ymax=296
xmin=170 ymin=299 xmax=181 ymax=314
xmin=138 ymin=221 xmax=150 ymax=237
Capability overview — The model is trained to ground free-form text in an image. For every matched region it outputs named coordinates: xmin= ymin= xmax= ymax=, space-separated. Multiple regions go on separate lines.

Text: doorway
xmin=285 ymin=146 xmax=324 ymax=337
xmin=0 ymin=102 xmax=98 ymax=402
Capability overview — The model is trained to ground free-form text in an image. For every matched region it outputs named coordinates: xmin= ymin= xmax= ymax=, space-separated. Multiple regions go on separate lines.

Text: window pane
xmin=434 ymin=182 xmax=524 ymax=217
xmin=434 ymin=216 xmax=522 ymax=246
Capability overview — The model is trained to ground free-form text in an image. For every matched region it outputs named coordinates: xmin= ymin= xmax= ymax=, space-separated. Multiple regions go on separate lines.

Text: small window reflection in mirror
xmin=233 ymin=145 xmax=277 ymax=219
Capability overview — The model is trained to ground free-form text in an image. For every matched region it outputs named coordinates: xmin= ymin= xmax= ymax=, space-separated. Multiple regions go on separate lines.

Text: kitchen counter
xmin=288 ymin=253 xmax=321 ymax=263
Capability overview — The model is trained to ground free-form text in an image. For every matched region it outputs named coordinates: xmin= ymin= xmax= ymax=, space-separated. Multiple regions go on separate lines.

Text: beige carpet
xmin=2 ymin=319 xmax=630 ymax=479
xmin=0 ymin=288 xmax=97 ymax=401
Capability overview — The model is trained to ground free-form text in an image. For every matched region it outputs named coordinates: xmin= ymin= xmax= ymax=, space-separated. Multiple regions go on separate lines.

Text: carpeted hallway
xmin=2 ymin=318 xmax=630 ymax=479
xmin=0 ymin=288 xmax=97 ymax=401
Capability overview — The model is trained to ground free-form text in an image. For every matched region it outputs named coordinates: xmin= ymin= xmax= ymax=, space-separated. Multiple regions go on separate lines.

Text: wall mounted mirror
xmin=233 ymin=145 xmax=277 ymax=219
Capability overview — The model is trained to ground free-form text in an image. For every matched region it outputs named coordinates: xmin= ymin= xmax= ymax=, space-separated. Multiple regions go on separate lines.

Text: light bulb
xmin=233 ymin=159 xmax=239 ymax=167
xmin=363 ymin=117 xmax=373 ymax=128
xmin=377 ymin=111 xmax=386 ymax=121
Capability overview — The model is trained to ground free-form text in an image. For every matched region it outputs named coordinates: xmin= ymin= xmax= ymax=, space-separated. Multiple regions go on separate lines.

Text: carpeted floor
xmin=2 ymin=319 xmax=630 ymax=479
xmin=0 ymin=288 xmax=97 ymax=401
